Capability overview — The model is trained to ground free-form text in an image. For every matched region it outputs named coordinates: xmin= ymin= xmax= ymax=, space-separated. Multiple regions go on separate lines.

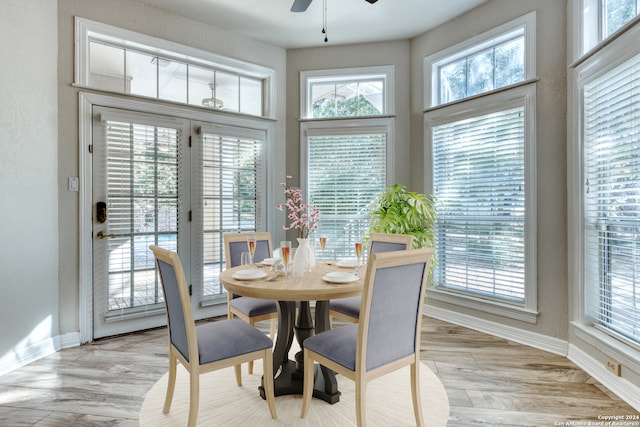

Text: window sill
xmin=426 ymin=287 xmax=539 ymax=324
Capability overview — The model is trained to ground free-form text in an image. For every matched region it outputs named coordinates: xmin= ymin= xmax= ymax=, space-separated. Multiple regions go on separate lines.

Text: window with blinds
xmin=196 ymin=126 xmax=264 ymax=300
xmin=104 ymin=120 xmax=180 ymax=311
xmin=583 ymin=50 xmax=640 ymax=345
xmin=307 ymin=131 xmax=387 ymax=259
xmin=432 ymin=106 xmax=526 ymax=303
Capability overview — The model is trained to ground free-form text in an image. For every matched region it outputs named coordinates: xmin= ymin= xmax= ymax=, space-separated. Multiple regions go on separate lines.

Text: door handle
xmin=96 ymin=231 xmax=116 ymax=239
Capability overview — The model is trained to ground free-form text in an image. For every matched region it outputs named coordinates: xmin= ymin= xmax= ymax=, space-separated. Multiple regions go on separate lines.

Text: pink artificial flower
xmin=276 ymin=175 xmax=320 ymax=239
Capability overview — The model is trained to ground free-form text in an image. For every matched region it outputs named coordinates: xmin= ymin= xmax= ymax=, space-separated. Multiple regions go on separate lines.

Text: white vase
xmin=293 ymin=238 xmax=316 ymax=277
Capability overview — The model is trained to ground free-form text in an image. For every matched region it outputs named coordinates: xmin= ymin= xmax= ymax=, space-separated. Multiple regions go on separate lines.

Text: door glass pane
xmin=201 ymin=132 xmax=263 ymax=298
xmin=105 ymin=121 xmax=179 ymax=311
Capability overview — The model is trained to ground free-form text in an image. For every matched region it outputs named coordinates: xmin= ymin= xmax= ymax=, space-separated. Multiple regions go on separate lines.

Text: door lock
xmin=96 ymin=202 xmax=107 ymax=223
xmin=96 ymin=231 xmax=116 ymax=239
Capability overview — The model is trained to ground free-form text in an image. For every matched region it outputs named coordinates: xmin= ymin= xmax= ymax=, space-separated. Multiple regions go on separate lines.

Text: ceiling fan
xmin=291 ymin=0 xmax=378 ymax=13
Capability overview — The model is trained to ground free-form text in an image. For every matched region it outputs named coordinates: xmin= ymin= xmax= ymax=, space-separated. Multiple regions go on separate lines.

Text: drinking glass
xmin=247 ymin=237 xmax=257 ymax=264
xmin=319 ymin=236 xmax=327 ymax=258
xmin=240 ymin=252 xmax=252 ymax=268
xmin=355 ymin=241 xmax=363 ymax=276
xmin=280 ymin=241 xmax=291 ymax=280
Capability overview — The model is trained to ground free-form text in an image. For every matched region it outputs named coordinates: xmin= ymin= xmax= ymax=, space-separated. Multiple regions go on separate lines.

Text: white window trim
xmin=299 ymin=65 xmax=395 ymax=119
xmin=74 ymin=16 xmax=277 ymax=118
xmin=424 ymin=83 xmax=538 ymax=323
xmin=423 ymin=11 xmax=536 ymax=110
xmin=299 ymin=117 xmax=395 ymax=191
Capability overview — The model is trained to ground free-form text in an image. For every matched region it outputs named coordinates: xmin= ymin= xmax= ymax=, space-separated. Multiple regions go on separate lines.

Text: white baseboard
xmin=568 ymin=344 xmax=640 ymax=412
xmin=424 ymin=305 xmax=568 ymax=356
xmin=424 ymin=306 xmax=640 ymax=412
xmin=0 ymin=332 xmax=81 ymax=377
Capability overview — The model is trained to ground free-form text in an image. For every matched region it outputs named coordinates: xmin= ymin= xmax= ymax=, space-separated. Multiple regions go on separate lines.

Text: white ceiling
xmin=137 ymin=0 xmax=487 ymax=49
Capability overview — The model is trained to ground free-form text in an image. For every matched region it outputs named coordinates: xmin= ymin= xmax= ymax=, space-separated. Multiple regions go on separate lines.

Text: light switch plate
xmin=68 ymin=176 xmax=79 ymax=192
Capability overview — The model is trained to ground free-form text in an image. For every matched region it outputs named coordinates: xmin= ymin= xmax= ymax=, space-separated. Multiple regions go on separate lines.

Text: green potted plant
xmin=367 ymin=184 xmax=438 ymax=279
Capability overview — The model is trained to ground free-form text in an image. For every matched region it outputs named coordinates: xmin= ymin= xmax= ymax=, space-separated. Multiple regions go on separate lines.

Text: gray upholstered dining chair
xmin=300 ymin=248 xmax=434 ymax=427
xmin=329 ymin=232 xmax=414 ymax=324
xmin=149 ymin=245 xmax=277 ymax=427
xmin=223 ymin=232 xmax=278 ymax=374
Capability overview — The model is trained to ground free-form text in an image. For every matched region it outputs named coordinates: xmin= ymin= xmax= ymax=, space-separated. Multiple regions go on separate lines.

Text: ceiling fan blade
xmin=291 ymin=0 xmax=313 ymax=12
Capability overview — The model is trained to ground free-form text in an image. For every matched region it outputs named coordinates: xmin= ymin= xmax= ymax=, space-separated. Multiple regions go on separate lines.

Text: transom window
xmin=425 ymin=12 xmax=535 ymax=108
xmin=300 ymin=66 xmax=394 ymax=119
xmin=75 ymin=17 xmax=274 ymax=117
xmin=582 ymin=0 xmax=640 ymax=54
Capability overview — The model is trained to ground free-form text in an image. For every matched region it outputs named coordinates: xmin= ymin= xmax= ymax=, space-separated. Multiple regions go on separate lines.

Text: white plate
xmin=233 ymin=269 xmax=267 ymax=280
xmin=323 ymin=271 xmax=358 ymax=284
xmin=336 ymin=259 xmax=357 ymax=268
xmin=260 ymin=257 xmax=280 ymax=266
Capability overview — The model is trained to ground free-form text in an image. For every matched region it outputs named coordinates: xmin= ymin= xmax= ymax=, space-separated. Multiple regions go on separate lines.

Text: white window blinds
xmin=583 ymin=51 xmax=640 ymax=345
xmin=307 ymin=132 xmax=386 ymax=259
xmin=101 ymin=116 xmax=182 ymax=312
xmin=432 ymin=106 xmax=526 ymax=303
xmin=195 ymin=125 xmax=264 ymax=300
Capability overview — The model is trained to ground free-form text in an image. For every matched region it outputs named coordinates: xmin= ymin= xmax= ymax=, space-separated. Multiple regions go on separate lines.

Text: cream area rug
xmin=139 ymin=357 xmax=449 ymax=426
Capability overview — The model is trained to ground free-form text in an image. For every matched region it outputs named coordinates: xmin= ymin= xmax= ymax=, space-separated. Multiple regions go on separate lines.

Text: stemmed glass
xmin=355 ymin=241 xmax=363 ymax=276
xmin=247 ymin=236 xmax=257 ymax=264
xmin=280 ymin=241 xmax=291 ymax=280
xmin=319 ymin=236 xmax=327 ymax=259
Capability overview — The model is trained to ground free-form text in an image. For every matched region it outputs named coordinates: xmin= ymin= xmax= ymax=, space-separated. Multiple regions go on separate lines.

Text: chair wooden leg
xmin=269 ymin=318 xmax=276 ymax=339
xmin=163 ymin=354 xmax=177 ymax=414
xmin=411 ymin=362 xmax=425 ymax=426
xmin=355 ymin=378 xmax=367 ymax=427
xmin=300 ymin=349 xmax=315 ymax=418
xmin=188 ymin=369 xmax=200 ymax=427
xmin=263 ymin=349 xmax=277 ymax=419
xmin=248 ymin=319 xmax=257 ymax=375
xmin=234 ymin=364 xmax=242 ymax=386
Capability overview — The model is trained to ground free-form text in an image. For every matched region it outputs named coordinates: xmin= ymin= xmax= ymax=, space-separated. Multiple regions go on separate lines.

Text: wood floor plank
xmin=0 ymin=316 xmax=636 ymax=426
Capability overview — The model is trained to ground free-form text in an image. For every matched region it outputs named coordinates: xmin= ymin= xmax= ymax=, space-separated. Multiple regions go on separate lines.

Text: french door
xmin=92 ymin=106 xmax=190 ymax=338
xmin=89 ymin=103 xmax=268 ymax=339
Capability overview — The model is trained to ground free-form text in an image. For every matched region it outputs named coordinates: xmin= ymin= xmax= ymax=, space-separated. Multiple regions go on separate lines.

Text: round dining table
xmin=220 ymin=261 xmax=363 ymax=404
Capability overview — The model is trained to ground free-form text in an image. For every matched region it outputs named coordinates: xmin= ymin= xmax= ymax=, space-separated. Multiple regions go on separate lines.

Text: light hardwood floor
xmin=0 ymin=317 xmax=637 ymax=426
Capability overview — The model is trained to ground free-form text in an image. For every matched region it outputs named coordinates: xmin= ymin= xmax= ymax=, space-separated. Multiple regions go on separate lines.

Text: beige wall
xmin=56 ymin=0 xmax=287 ymax=336
xmin=413 ymin=0 xmax=569 ymax=341
xmin=0 ymin=0 xmax=59 ymax=374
